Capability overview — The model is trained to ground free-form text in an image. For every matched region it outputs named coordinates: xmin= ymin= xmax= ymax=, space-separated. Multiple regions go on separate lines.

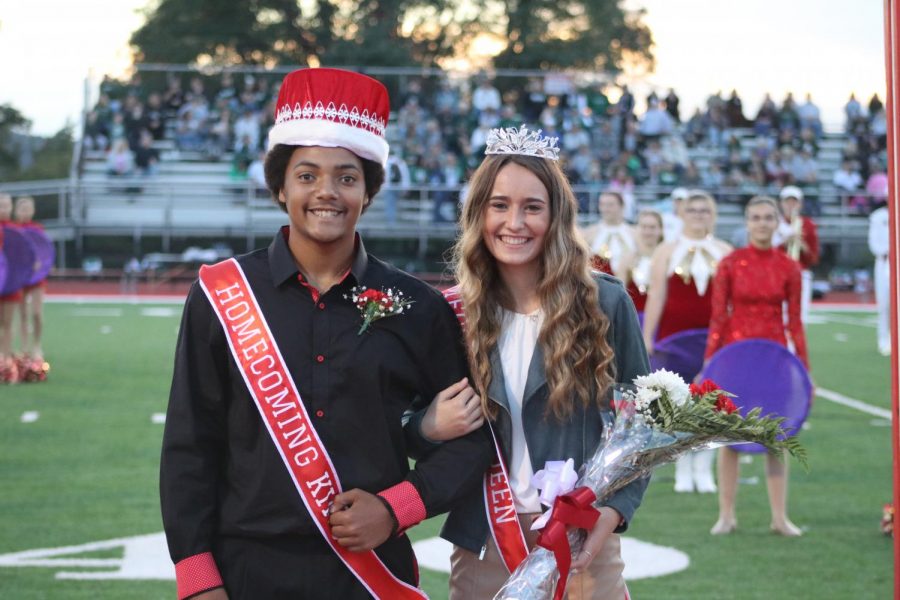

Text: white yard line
xmin=70 ymin=308 xmax=124 ymax=318
xmin=817 ymin=387 xmax=892 ymax=420
xmin=810 ymin=314 xmax=878 ymax=328
xmin=810 ymin=303 xmax=876 ymax=313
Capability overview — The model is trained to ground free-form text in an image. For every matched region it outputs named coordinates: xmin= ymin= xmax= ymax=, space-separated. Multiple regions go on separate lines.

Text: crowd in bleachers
xmin=81 ymin=69 xmax=888 ymax=218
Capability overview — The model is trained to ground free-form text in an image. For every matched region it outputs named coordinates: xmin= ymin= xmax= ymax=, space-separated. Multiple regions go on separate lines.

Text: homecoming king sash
xmin=443 ymin=286 xmax=529 ymax=573
xmin=199 ymin=259 xmax=427 ymax=600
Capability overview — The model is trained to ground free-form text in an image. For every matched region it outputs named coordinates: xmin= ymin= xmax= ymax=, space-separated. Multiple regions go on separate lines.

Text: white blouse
xmin=498 ymin=308 xmax=544 ymax=513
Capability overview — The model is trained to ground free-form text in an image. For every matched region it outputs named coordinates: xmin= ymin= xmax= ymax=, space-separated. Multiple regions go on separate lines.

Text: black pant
xmin=214 ymin=533 xmax=418 ymax=599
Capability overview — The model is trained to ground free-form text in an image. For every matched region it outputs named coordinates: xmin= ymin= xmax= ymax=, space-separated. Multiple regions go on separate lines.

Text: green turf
xmin=0 ymin=305 xmax=894 ymax=598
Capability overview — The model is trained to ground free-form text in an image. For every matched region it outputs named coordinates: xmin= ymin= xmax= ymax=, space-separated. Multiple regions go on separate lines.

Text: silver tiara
xmin=484 ymin=125 xmax=560 ymax=161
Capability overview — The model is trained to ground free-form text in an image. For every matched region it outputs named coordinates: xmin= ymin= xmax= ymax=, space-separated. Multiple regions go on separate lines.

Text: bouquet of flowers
xmin=495 ymin=369 xmax=807 ymax=600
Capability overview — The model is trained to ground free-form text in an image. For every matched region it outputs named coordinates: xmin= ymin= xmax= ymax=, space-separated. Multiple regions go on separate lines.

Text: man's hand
xmin=193 ymin=588 xmax=229 ymax=600
xmin=329 ymin=489 xmax=395 ymax=552
xmin=420 ymin=377 xmax=484 ymax=441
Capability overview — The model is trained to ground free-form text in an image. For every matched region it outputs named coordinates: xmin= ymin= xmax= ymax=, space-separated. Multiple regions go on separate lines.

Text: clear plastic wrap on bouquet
xmin=495 ymin=376 xmax=806 ymax=600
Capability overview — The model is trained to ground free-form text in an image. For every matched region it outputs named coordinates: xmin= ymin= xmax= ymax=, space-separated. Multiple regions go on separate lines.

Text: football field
xmin=0 ymin=301 xmax=893 ymax=599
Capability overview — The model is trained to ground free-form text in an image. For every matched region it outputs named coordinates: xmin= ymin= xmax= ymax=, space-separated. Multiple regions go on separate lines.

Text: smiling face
xmin=481 ymin=162 xmax=551 ymax=276
xmin=277 ymin=146 xmax=367 ymax=247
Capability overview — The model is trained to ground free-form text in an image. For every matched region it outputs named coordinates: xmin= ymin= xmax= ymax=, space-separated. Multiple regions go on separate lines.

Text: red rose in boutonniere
xmin=345 ymin=286 xmax=413 ymax=335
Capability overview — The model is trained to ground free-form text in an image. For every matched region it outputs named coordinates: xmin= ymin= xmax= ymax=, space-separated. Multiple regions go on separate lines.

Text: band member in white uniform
xmin=868 ymin=201 xmax=891 ymax=356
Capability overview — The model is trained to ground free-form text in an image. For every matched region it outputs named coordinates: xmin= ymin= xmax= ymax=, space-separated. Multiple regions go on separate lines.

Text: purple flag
xmin=651 ymin=328 xmax=709 ymax=383
xmin=1 ymin=226 xmax=35 ymax=296
xmin=701 ymin=339 xmax=812 ymax=453
xmin=20 ymin=228 xmax=54 ymax=286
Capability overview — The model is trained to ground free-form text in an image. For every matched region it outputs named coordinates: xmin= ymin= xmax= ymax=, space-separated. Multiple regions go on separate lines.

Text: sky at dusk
xmin=0 ymin=0 xmax=888 ymax=136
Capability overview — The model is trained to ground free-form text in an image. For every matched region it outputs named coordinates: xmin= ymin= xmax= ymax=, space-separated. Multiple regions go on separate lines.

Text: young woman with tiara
xmin=641 ymin=190 xmax=732 ymax=494
xmin=418 ymin=126 xmax=650 ymax=599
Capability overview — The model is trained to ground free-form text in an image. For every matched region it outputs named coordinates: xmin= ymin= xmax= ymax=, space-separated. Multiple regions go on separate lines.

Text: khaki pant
xmin=449 ymin=513 xmax=628 ymax=600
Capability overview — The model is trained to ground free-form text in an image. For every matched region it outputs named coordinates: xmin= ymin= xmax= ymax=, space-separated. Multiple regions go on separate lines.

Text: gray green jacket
xmin=438 ymin=273 xmax=651 ymax=554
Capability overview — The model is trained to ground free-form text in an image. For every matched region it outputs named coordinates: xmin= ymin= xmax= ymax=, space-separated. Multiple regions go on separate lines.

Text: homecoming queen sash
xmin=199 ymin=259 xmax=427 ymax=600
xmin=443 ymin=286 xmax=529 ymax=573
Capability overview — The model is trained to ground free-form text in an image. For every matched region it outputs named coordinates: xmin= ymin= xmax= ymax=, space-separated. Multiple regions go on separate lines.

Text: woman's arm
xmin=704 ymin=256 xmax=733 ymax=361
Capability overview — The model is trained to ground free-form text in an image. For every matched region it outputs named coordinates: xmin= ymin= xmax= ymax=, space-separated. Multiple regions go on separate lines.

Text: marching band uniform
xmin=705 ymin=245 xmax=809 ymax=369
xmin=583 ymin=222 xmax=637 ymax=276
xmin=15 ymin=218 xmax=50 ymax=381
xmin=656 ymin=235 xmax=728 ymax=493
xmin=624 ymin=254 xmax=652 ymax=314
xmin=868 ymin=206 xmax=891 ymax=356
xmin=160 ymin=68 xmax=492 ymax=600
xmin=773 ymin=187 xmax=819 ymax=325
xmin=0 ymin=217 xmax=22 ymax=383
xmin=656 ymin=236 xmax=726 ymax=341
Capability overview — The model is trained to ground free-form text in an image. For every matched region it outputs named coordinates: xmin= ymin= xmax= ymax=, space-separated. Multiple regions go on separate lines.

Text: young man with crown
xmin=160 ymin=68 xmax=492 ymax=600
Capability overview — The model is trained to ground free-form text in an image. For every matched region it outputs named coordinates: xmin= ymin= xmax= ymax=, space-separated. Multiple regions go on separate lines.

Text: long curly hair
xmin=453 ymin=154 xmax=616 ymax=421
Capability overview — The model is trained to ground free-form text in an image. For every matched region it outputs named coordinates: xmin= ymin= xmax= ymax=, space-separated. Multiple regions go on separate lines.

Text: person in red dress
xmin=706 ymin=196 xmax=807 ymax=537
xmin=579 ymin=190 xmax=637 ymax=275
xmin=0 ymin=193 xmax=22 ymax=383
xmin=617 ymin=209 xmax=664 ymax=316
xmin=773 ymin=185 xmax=819 ymax=325
xmin=14 ymin=196 xmax=50 ymax=381
xmin=643 ymin=190 xmax=732 ymax=493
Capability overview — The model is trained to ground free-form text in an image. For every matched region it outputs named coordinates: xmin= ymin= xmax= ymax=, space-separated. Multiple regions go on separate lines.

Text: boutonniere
xmin=345 ymin=286 xmax=413 ymax=335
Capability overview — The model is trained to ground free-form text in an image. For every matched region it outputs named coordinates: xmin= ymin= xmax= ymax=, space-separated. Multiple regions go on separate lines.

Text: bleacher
xmin=78 ymin=131 xmax=868 ymax=247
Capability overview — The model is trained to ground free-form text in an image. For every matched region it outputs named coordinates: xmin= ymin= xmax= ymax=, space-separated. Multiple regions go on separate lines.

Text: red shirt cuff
xmin=378 ymin=481 xmax=426 ymax=534
xmin=175 ymin=552 xmax=224 ymax=600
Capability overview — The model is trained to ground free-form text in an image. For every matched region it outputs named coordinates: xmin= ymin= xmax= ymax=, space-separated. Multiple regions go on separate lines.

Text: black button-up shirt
xmin=160 ymin=228 xmax=492 ymax=565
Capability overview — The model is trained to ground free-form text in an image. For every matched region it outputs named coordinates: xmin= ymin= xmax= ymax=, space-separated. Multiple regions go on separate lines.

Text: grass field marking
xmin=151 ymin=413 xmax=166 ymax=424
xmin=69 ymin=308 xmax=124 ymax=318
xmin=811 ymin=314 xmax=878 ymax=329
xmin=810 ymin=303 xmax=876 ymax=313
xmin=411 ymin=536 xmax=690 ymax=580
xmin=20 ymin=411 xmax=39 ymax=423
xmin=0 ymin=533 xmax=174 ymax=581
xmin=816 ymin=387 xmax=892 ymax=420
xmin=140 ymin=307 xmax=179 ymax=318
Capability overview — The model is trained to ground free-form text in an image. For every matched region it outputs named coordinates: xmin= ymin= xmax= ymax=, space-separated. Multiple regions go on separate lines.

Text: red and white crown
xmin=268 ymin=68 xmax=390 ymax=166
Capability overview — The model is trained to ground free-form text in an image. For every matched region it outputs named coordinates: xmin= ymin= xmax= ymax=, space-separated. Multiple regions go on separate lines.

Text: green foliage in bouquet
xmin=628 ymin=371 xmax=808 ymax=470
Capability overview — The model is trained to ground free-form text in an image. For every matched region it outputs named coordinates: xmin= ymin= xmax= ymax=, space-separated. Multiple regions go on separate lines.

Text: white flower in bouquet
xmin=633 ymin=368 xmax=690 ymax=406
xmin=633 ymin=385 xmax=660 ymax=412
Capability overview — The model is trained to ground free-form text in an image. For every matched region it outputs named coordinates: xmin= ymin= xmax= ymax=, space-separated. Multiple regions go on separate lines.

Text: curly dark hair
xmin=263 ymin=144 xmax=385 ymax=214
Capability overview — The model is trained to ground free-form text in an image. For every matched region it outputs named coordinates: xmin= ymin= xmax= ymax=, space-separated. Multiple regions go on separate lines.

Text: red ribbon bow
xmin=535 ymin=486 xmax=601 ymax=600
